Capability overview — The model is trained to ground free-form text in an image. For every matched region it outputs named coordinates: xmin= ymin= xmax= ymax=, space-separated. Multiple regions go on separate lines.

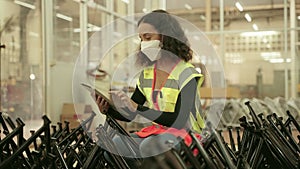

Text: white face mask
xmin=140 ymin=40 xmax=161 ymax=61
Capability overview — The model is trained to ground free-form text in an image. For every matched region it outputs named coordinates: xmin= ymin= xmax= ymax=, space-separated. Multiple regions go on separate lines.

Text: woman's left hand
xmin=109 ymin=90 xmax=138 ymax=112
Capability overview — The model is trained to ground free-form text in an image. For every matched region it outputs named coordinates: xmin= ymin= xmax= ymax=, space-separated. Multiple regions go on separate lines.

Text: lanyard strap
xmin=151 ymin=60 xmax=181 ymax=110
xmin=152 ymin=63 xmax=160 ymax=110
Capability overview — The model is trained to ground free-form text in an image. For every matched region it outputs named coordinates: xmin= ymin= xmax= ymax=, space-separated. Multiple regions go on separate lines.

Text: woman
xmin=96 ymin=9 xmax=205 ymax=160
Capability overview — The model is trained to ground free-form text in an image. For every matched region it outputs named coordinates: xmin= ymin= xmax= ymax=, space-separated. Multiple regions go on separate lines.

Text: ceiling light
xmin=73 ymin=24 xmax=101 ymax=33
xmin=261 ymin=52 xmax=281 ymax=60
xmin=184 ymin=4 xmax=192 ymax=10
xmin=244 ymin=13 xmax=252 ymax=22
xmin=30 ymin=74 xmax=36 ymax=80
xmin=121 ymin=0 xmax=129 ymax=4
xmin=29 ymin=32 xmax=39 ymax=37
xmin=269 ymin=58 xmax=284 ymax=63
xmin=142 ymin=8 xmax=148 ymax=13
xmin=252 ymin=24 xmax=258 ymax=31
xmin=88 ymin=23 xmax=101 ymax=31
xmin=14 ymin=0 xmax=35 ymax=9
xmin=235 ymin=2 xmax=243 ymax=12
xmin=240 ymin=31 xmax=279 ymax=37
xmin=56 ymin=13 xmax=73 ymax=22
xmin=297 ymin=16 xmax=300 ymax=20
xmin=73 ymin=28 xmax=80 ymax=33
xmin=262 ymin=38 xmax=268 ymax=43
xmin=200 ymin=15 xmax=206 ymax=21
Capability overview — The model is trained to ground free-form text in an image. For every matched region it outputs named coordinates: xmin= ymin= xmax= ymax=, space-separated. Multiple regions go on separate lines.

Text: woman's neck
xmin=156 ymin=56 xmax=179 ymax=71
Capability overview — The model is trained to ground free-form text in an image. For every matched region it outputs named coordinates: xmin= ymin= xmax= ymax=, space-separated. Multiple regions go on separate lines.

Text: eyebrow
xmin=139 ymin=33 xmax=154 ymax=38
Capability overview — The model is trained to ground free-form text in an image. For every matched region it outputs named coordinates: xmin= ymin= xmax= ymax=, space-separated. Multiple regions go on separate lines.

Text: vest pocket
xmin=160 ymin=90 xmax=179 ymax=112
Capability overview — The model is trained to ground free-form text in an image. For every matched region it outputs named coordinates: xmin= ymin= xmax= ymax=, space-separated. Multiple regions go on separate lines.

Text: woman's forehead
xmin=137 ymin=22 xmax=159 ymax=34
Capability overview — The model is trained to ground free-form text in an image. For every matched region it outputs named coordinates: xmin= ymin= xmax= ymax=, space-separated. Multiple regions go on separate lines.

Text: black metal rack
xmin=0 ymin=100 xmax=299 ymax=169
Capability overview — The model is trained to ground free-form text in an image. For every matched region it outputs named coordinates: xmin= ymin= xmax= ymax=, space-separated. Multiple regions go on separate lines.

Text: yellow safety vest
xmin=137 ymin=60 xmax=205 ymax=133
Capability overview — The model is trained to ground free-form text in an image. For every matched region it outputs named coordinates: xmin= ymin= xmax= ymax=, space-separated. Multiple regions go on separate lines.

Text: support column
xmin=80 ymin=0 xmax=88 ymax=67
xmin=219 ymin=0 xmax=225 ymax=87
xmin=127 ymin=0 xmax=135 ymax=54
xmin=284 ymin=0 xmax=289 ymax=98
xmin=42 ymin=0 xmax=53 ymax=117
xmin=106 ymin=0 xmax=114 ymax=74
xmin=206 ymin=0 xmax=211 ymax=32
xmin=159 ymin=0 xmax=166 ymax=10
xmin=151 ymin=0 xmax=159 ymax=10
xmin=290 ymin=0 xmax=297 ymax=98
xmin=144 ymin=0 xmax=151 ymax=12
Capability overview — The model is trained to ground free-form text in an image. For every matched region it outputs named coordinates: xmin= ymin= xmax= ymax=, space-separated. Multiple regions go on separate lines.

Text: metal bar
xmin=58 ymin=112 xmax=95 ymax=146
xmin=245 ymin=101 xmax=261 ymax=129
xmin=266 ymin=114 xmax=299 ymax=156
xmin=227 ymin=126 xmax=236 ymax=152
xmin=235 ymin=127 xmax=241 ymax=151
xmin=190 ymin=132 xmax=217 ymax=169
xmin=211 ymin=127 xmax=237 ymax=169
xmin=97 ymin=124 xmax=130 ymax=169
xmin=287 ymin=110 xmax=300 ymax=131
xmin=0 ymin=115 xmax=51 ymax=168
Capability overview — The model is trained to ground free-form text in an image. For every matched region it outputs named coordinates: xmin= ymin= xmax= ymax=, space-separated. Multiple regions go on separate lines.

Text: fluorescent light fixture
xmin=269 ymin=58 xmax=284 ymax=63
xmin=73 ymin=28 xmax=81 ymax=33
xmin=56 ymin=13 xmax=73 ymax=22
xmin=29 ymin=32 xmax=39 ymax=37
xmin=261 ymin=52 xmax=281 ymax=60
xmin=142 ymin=8 xmax=148 ymax=13
xmin=225 ymin=53 xmax=243 ymax=64
xmin=14 ymin=0 xmax=35 ymax=9
xmin=240 ymin=31 xmax=279 ymax=37
xmin=73 ymin=24 xmax=101 ymax=33
xmin=88 ymin=27 xmax=101 ymax=32
xmin=87 ymin=23 xmax=101 ymax=31
xmin=200 ymin=15 xmax=206 ymax=21
xmin=244 ymin=13 xmax=252 ymax=22
xmin=252 ymin=24 xmax=258 ymax=31
xmin=184 ymin=4 xmax=192 ymax=10
xmin=30 ymin=74 xmax=36 ymax=80
xmin=235 ymin=2 xmax=243 ymax=12
xmin=262 ymin=38 xmax=268 ymax=43
xmin=121 ymin=0 xmax=129 ymax=4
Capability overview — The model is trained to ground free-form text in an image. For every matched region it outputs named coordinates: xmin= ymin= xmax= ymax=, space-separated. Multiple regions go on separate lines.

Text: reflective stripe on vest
xmin=137 ymin=60 xmax=205 ymax=133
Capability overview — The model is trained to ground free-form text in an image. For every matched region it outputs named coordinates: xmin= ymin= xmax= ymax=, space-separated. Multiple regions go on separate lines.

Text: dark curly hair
xmin=136 ymin=9 xmax=193 ymax=66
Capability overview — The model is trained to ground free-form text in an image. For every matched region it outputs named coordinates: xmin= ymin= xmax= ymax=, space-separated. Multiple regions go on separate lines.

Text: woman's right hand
xmin=95 ymin=95 xmax=109 ymax=114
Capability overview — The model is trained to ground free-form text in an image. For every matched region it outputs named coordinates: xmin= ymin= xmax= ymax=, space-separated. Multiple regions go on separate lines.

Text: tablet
xmin=82 ymin=82 xmax=133 ymax=118
xmin=81 ymin=83 xmax=115 ymax=108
